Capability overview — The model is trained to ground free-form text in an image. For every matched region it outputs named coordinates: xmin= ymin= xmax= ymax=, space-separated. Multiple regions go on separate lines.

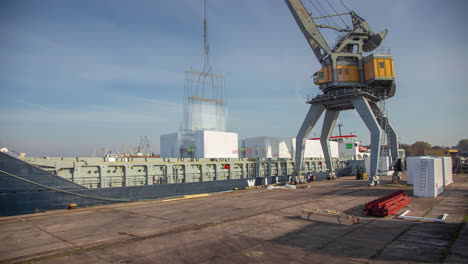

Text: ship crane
xmin=285 ymin=0 xmax=400 ymax=186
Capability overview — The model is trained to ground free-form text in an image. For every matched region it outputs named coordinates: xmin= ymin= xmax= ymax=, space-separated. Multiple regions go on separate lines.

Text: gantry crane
xmin=285 ymin=0 xmax=399 ymax=186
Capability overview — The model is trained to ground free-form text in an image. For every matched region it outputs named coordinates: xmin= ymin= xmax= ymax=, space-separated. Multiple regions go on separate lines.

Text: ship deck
xmin=1 ymin=174 xmax=467 ymax=264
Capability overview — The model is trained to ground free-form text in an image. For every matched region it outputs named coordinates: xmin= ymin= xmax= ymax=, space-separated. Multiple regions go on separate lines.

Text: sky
xmin=1 ymin=0 xmax=467 ymax=157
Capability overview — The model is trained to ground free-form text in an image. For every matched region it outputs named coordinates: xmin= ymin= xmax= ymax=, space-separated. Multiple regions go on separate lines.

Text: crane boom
xmin=284 ymin=0 xmax=331 ymax=63
xmin=285 ymin=0 xmax=394 ymax=98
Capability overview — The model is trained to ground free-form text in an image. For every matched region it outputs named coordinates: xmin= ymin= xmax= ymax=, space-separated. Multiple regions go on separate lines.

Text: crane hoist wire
xmin=338 ymin=0 xmax=351 ymax=12
xmin=325 ymin=0 xmax=349 ymax=29
xmin=307 ymin=0 xmax=336 ymax=29
xmin=307 ymin=0 xmax=350 ymax=31
xmin=315 ymin=0 xmax=341 ymax=29
xmin=316 ymin=1 xmax=338 ymax=28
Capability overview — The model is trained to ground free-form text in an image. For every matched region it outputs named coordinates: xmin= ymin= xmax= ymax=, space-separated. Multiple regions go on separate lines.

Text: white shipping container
xmin=277 ymin=138 xmax=294 ymax=158
xmin=243 ymin=137 xmax=272 ymax=158
xmin=243 ymin=137 xmax=294 ymax=158
xmin=406 ymin=156 xmax=417 ymax=185
xmin=302 ymin=140 xmax=339 ymax=158
xmin=195 ymin=130 xmax=238 ymax=158
xmin=161 ymin=131 xmax=238 ymax=158
xmin=242 ymin=137 xmax=338 ymax=159
xmin=438 ymin=157 xmax=453 ymax=186
xmin=407 ymin=157 xmax=444 ymax=197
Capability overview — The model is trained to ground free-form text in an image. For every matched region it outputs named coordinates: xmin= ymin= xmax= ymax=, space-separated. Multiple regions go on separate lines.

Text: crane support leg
xmin=370 ymin=102 xmax=399 ymax=161
xmin=320 ymin=110 xmax=340 ymax=179
xmin=352 ymin=97 xmax=382 ymax=186
xmin=294 ymin=103 xmax=325 ymax=182
xmin=386 ymin=122 xmax=398 ymax=161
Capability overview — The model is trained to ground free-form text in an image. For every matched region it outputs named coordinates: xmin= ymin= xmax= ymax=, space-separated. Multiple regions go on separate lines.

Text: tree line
xmin=400 ymin=139 xmax=468 ymax=157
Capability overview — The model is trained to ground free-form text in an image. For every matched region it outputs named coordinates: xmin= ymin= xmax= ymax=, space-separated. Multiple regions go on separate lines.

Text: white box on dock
xmin=407 ymin=157 xmax=444 ymax=197
xmin=438 ymin=157 xmax=453 ymax=186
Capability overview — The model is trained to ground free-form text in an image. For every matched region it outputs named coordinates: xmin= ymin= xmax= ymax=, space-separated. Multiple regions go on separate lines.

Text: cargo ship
xmin=0 ymin=151 xmax=350 ymax=216
xmin=0 ymin=0 xmax=399 ymax=217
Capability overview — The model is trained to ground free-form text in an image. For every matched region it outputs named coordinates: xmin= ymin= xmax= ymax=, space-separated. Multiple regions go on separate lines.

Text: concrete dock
xmin=1 ymin=174 xmax=467 ymax=264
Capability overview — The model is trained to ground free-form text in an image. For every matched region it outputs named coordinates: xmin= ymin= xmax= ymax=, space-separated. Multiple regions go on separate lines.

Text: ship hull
xmin=1 ymin=152 xmax=334 ymax=216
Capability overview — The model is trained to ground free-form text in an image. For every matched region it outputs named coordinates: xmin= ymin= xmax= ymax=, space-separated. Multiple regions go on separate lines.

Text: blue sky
xmin=1 ymin=0 xmax=467 ymax=156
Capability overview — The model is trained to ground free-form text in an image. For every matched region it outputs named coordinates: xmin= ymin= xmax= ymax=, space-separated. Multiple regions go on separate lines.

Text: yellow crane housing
xmin=314 ymin=54 xmax=395 ymax=85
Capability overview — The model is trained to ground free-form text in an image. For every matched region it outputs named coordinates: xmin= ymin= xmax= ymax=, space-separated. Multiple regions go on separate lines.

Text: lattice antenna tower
xmin=182 ymin=0 xmax=227 ymax=132
xmin=203 ymin=0 xmax=210 ymax=71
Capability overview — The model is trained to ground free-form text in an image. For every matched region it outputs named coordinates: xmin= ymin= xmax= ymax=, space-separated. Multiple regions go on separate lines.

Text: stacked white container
xmin=160 ymin=131 xmax=239 ymax=158
xmin=242 ymin=137 xmax=295 ymax=158
xmin=194 ymin=130 xmax=238 ymax=158
xmin=438 ymin=157 xmax=453 ymax=186
xmin=407 ymin=157 xmax=444 ymax=197
xmin=302 ymin=140 xmax=339 ymax=159
xmin=242 ymin=137 xmax=339 ymax=159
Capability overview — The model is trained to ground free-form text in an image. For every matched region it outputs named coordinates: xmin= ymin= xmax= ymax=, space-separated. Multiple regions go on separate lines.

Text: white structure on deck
xmin=161 ymin=131 xmax=238 ymax=159
xmin=242 ymin=137 xmax=339 ymax=159
xmin=160 ymin=2 xmax=238 ymax=159
xmin=303 ymin=140 xmax=339 ymax=158
xmin=195 ymin=130 xmax=238 ymax=158
xmin=242 ymin=137 xmax=295 ymax=159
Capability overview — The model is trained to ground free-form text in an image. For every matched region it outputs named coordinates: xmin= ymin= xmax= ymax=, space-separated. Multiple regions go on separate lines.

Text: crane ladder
xmin=377 ymin=95 xmax=389 ymax=174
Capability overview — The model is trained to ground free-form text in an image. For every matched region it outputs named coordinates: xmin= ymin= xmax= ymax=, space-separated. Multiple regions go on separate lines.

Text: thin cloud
xmin=0 ymin=96 xmax=181 ymax=125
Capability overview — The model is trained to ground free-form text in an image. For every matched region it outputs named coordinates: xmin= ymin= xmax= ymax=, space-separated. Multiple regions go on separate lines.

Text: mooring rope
xmin=0 ymin=169 xmax=135 ymax=202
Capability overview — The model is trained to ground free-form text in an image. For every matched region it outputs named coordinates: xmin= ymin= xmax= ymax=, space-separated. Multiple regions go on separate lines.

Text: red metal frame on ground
xmin=363 ymin=190 xmax=411 ymax=217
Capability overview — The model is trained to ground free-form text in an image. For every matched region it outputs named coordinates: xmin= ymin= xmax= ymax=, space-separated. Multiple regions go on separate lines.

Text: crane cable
xmin=325 ymin=0 xmax=349 ymax=29
xmin=309 ymin=0 xmax=339 ymax=29
xmin=0 ymin=169 xmax=136 ymax=202
xmin=307 ymin=0 xmax=329 ymax=27
xmin=316 ymin=1 xmax=338 ymax=28
xmin=338 ymin=0 xmax=351 ymax=12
